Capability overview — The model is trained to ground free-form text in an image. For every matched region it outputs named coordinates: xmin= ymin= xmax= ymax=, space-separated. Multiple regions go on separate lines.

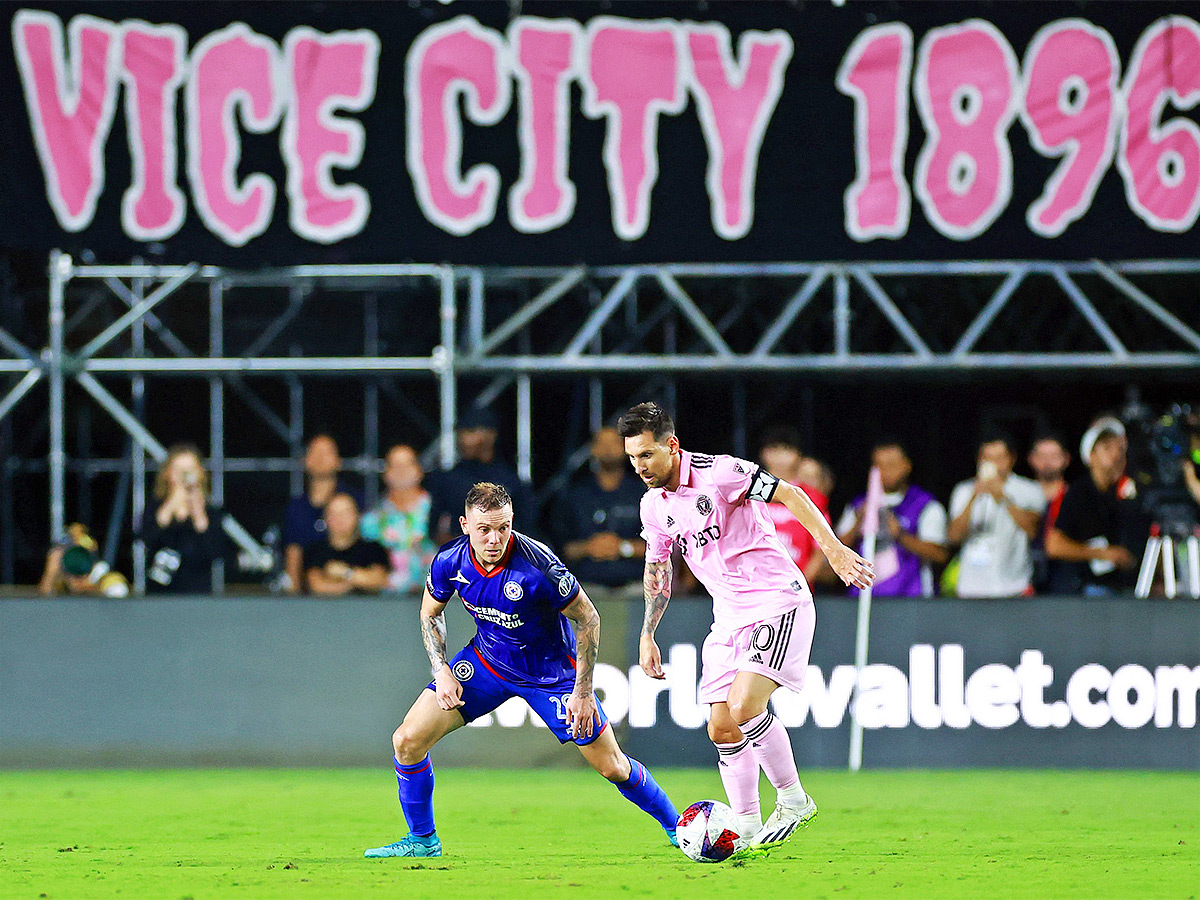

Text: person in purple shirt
xmin=836 ymin=439 xmax=949 ymax=597
xmin=363 ymin=482 xmax=679 ymax=859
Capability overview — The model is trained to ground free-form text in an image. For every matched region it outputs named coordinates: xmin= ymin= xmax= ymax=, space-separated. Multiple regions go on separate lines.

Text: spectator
xmin=283 ymin=434 xmax=364 ymax=593
xmin=756 ymin=427 xmax=830 ymax=584
xmin=38 ymin=523 xmax=129 ymax=597
xmin=551 ymin=426 xmax=646 ymax=601
xmin=144 ymin=444 xmax=227 ymax=594
xmin=1028 ymin=431 xmax=1072 ymax=591
xmin=1045 ymin=417 xmax=1139 ymax=594
xmin=305 ymin=493 xmax=390 ymax=596
xmin=946 ymin=431 xmax=1046 ymax=597
xmin=425 ymin=406 xmax=535 ymax=545
xmin=360 ymin=444 xmax=436 ymax=594
xmin=837 ymin=439 xmax=949 ymax=597
xmin=797 ymin=456 xmax=835 ymax=501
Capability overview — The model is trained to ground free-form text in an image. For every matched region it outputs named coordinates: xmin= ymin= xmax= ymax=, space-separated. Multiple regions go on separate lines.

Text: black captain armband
xmin=747 ymin=467 xmax=780 ymax=503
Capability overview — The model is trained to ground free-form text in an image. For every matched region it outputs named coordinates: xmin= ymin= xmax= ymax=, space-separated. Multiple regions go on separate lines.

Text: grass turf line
xmin=0 ymin=768 xmax=1196 ymax=900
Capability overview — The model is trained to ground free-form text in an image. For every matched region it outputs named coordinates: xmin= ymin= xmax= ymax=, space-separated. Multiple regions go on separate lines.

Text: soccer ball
xmin=676 ymin=800 xmax=743 ymax=863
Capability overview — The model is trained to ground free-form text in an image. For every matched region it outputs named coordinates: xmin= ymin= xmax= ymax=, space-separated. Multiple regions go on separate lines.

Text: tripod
xmin=1135 ymin=522 xmax=1200 ymax=599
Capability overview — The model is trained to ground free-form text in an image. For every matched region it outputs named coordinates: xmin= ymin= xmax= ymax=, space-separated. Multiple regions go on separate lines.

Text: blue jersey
xmin=426 ymin=532 xmax=581 ymax=686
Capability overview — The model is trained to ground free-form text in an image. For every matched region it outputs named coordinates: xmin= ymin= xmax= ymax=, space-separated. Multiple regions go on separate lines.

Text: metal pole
xmin=209 ymin=279 xmax=225 ymax=594
xmin=834 ymin=270 xmax=851 ymax=360
xmin=438 ymin=266 xmax=457 ymax=469
xmin=1187 ymin=534 xmax=1200 ymax=600
xmin=364 ymin=292 xmax=380 ymax=510
xmin=131 ymin=277 xmax=147 ymax=593
xmin=517 ymin=375 xmax=532 ymax=483
xmin=48 ymin=251 xmax=69 ymax=542
xmin=288 ymin=370 xmax=304 ymax=498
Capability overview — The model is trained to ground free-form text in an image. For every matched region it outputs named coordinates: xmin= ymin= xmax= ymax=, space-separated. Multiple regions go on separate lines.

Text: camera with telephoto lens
xmin=1122 ymin=401 xmax=1200 ymax=535
xmin=58 ymin=524 xmax=129 ymax=597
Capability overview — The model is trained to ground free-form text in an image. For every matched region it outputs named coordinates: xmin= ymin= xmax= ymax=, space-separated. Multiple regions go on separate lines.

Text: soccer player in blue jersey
xmin=364 ymin=482 xmax=680 ymax=858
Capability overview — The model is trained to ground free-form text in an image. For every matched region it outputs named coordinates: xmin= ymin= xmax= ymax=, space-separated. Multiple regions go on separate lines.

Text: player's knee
xmin=726 ymin=696 xmax=765 ymax=726
xmin=392 ymin=724 xmax=426 ymax=765
xmin=594 ymin=754 xmax=629 ymax=782
xmin=707 ymin=718 xmax=741 ymax=745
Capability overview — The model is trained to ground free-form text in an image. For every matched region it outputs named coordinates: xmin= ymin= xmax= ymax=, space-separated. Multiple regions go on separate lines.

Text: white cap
xmin=1079 ymin=416 xmax=1125 ymax=465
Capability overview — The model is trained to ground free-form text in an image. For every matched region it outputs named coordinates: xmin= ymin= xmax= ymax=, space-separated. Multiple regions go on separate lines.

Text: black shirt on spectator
xmin=551 ymin=475 xmax=645 ymax=587
xmin=1050 ymin=475 xmax=1137 ymax=593
xmin=144 ymin=505 xmax=227 ymax=594
xmin=304 ymin=537 xmax=390 ymax=582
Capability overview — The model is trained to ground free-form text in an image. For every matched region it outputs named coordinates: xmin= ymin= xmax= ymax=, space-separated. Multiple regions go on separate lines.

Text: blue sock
xmin=615 ymin=755 xmax=680 ymax=832
xmin=394 ymin=755 xmax=436 ymax=837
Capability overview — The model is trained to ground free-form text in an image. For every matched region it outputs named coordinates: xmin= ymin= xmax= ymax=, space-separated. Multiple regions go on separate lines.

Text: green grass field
xmin=1 ymin=768 xmax=1196 ymax=900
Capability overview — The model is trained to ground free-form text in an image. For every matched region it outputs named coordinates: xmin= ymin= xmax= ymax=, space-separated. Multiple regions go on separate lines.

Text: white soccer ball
xmin=676 ymin=799 xmax=744 ymax=863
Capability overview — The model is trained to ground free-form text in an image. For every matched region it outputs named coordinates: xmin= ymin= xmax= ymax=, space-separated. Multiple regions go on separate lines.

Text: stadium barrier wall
xmin=1 ymin=596 xmax=1197 ymax=769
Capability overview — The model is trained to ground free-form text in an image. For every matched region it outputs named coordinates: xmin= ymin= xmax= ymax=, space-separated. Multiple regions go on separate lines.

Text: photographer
xmin=38 ymin=523 xmax=129 ymax=597
xmin=144 ymin=444 xmax=227 ymax=594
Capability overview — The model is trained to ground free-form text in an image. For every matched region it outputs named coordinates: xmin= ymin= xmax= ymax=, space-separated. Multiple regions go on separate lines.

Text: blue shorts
xmin=427 ymin=644 xmax=609 ymax=746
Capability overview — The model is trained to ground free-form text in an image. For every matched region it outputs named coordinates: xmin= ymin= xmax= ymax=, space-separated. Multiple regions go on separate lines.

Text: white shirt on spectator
xmin=948 ymin=474 xmax=1046 ymax=598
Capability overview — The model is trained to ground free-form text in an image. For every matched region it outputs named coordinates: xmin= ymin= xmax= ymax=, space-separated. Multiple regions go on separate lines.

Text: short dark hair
xmin=759 ymin=425 xmax=803 ymax=453
xmin=464 ymin=482 xmax=512 ymax=513
xmin=871 ymin=436 xmax=910 ymax=460
xmin=1030 ymin=430 xmax=1068 ymax=452
xmin=617 ymin=402 xmax=676 ymax=442
xmin=979 ymin=427 xmax=1016 ymax=455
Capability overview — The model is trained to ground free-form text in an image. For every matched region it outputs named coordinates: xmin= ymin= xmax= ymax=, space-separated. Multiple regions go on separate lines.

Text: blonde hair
xmin=154 ymin=443 xmax=210 ymax=500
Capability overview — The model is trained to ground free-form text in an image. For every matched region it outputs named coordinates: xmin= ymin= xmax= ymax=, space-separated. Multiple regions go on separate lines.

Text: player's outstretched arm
xmin=773 ymin=481 xmax=875 ymax=590
xmin=420 ymin=587 xmax=463 ymax=709
xmin=639 ymin=557 xmax=672 ymax=680
xmin=562 ymin=590 xmax=601 ymax=739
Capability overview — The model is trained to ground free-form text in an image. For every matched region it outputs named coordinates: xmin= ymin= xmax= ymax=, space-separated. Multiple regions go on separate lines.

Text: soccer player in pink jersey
xmin=618 ymin=402 xmax=874 ymax=851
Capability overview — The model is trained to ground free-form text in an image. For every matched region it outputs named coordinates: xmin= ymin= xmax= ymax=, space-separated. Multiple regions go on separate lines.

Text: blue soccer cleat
xmin=666 ymin=827 xmax=679 ymax=848
xmin=363 ymin=833 xmax=442 ymax=858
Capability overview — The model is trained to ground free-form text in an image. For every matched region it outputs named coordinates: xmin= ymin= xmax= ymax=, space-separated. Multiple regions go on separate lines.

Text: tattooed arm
xmin=638 ymin=557 xmax=673 ymax=680
xmin=420 ymin=586 xmax=462 ymax=710
xmin=562 ymin=589 xmax=602 ymax=739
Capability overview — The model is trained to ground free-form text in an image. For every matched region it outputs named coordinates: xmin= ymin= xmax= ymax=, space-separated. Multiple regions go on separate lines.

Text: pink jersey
xmin=640 ymin=450 xmax=812 ymax=628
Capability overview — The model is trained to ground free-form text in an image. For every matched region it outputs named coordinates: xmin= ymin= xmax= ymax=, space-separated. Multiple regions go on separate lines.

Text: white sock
xmin=777 ymin=782 xmax=808 ymax=808
xmin=738 ymin=811 xmax=762 ymax=837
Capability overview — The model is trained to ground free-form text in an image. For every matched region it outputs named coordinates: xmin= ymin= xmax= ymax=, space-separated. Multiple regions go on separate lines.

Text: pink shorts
xmin=698 ymin=601 xmax=816 ymax=704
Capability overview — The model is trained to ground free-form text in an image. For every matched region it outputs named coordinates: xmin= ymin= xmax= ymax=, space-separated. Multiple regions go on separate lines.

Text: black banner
xmin=1 ymin=1 xmax=1197 ymax=266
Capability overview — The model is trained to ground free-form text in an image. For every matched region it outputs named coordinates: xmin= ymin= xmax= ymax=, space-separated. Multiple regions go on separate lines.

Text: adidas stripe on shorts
xmin=697 ymin=601 xmax=816 ymax=704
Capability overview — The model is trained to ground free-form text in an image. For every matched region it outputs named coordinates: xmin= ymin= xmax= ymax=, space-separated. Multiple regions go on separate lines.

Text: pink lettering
xmin=508 ymin=18 xmax=581 ymax=234
xmin=185 ymin=23 xmax=282 ymax=246
xmin=837 ymin=23 xmax=913 ymax=241
xmin=1118 ymin=16 xmax=1200 ymax=232
xmin=405 ymin=16 xmax=510 ymax=236
xmin=686 ymin=24 xmax=792 ymax=240
xmin=1020 ymin=20 xmax=1119 ymax=237
xmin=914 ymin=19 xmax=1019 ymax=239
xmin=120 ymin=21 xmax=187 ymax=240
xmin=282 ymin=27 xmax=379 ymax=243
xmin=582 ymin=19 xmax=685 ymax=240
xmin=12 ymin=11 xmax=121 ymax=231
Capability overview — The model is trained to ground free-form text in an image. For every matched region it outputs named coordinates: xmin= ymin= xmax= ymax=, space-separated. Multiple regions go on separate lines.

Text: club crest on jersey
xmin=696 ymin=495 xmax=713 ymax=516
xmin=452 ymin=660 xmax=474 ymax=681
xmin=504 ymin=581 xmax=524 ymax=601
xmin=558 ymin=574 xmax=573 ymax=597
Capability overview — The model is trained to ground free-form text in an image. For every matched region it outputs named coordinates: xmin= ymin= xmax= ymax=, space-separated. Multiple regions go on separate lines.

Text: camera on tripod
xmin=1122 ymin=401 xmax=1200 ymax=598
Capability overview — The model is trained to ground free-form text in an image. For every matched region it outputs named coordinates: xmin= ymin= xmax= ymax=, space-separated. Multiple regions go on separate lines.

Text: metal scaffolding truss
xmin=1 ymin=251 xmax=1198 ymax=589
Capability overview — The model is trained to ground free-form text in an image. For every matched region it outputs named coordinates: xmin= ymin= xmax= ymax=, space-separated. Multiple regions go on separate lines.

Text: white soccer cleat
xmin=750 ymin=794 xmax=817 ymax=848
